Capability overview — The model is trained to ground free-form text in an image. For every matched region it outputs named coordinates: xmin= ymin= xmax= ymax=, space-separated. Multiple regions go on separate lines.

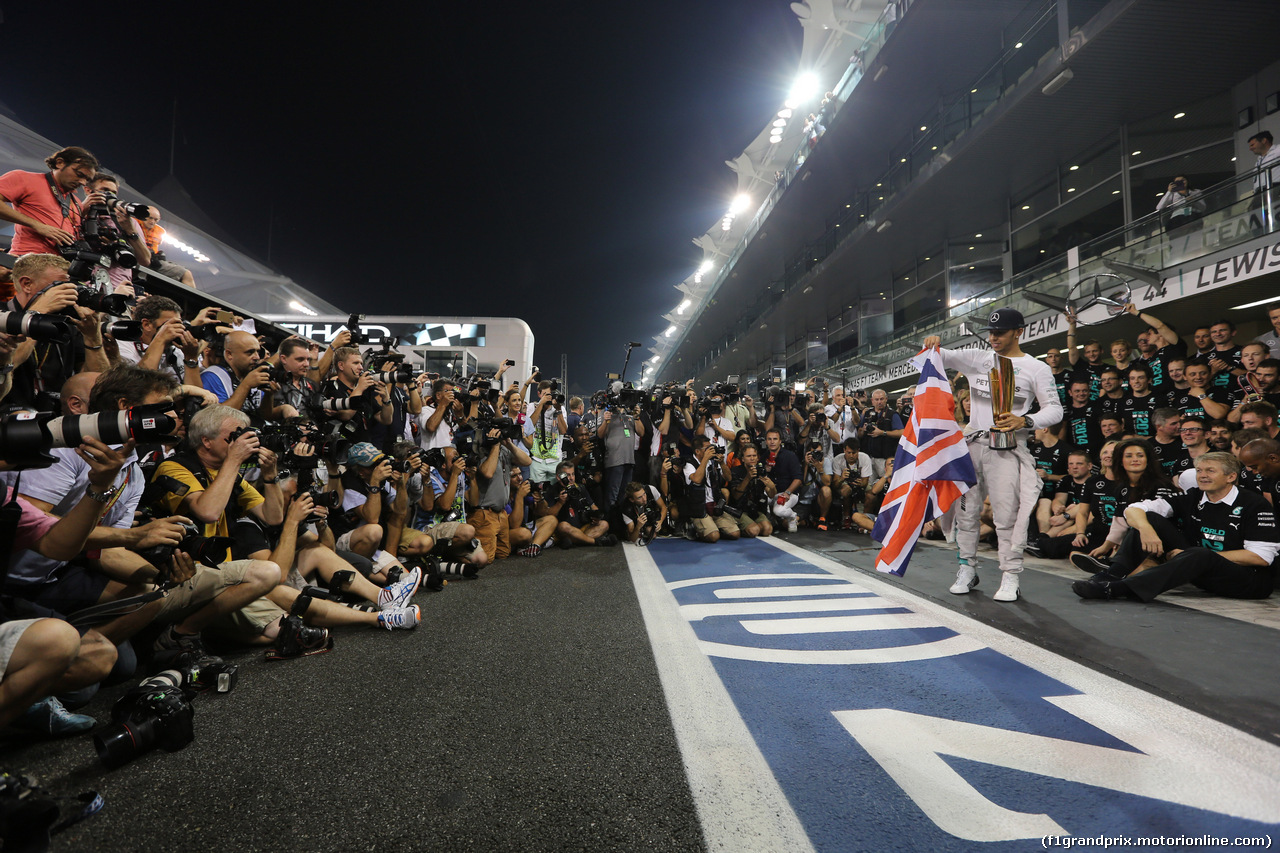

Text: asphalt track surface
xmin=6 ymin=529 xmax=1280 ymax=851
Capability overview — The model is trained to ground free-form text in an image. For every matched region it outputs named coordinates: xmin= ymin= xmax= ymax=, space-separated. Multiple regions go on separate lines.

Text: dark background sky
xmin=0 ymin=1 xmax=801 ymax=394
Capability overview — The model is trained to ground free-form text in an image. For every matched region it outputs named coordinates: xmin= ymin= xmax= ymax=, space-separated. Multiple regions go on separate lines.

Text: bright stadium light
xmin=651 ymin=355 xmax=661 ymax=363
xmin=288 ymin=300 xmax=318 ymax=316
xmin=789 ymin=72 xmax=820 ymax=104
xmin=698 ymin=259 xmax=714 ymax=274
xmin=677 ymin=299 xmax=692 ymax=314
xmin=664 ymin=325 xmax=677 ymax=337
xmin=772 ymin=118 xmax=787 ymax=128
xmin=729 ymin=193 xmax=751 ymax=215
xmin=777 ymin=108 xmax=793 ymax=119
xmin=161 ymin=232 xmax=211 ymax=264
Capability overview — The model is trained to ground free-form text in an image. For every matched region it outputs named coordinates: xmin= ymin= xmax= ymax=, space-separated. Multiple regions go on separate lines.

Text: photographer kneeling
xmin=683 ymin=435 xmax=738 ymax=543
xmin=727 ymin=444 xmax=775 ymax=538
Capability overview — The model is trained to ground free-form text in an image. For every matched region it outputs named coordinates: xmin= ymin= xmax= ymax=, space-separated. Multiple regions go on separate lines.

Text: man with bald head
xmin=1240 ymin=438 xmax=1280 ymax=480
xmin=60 ymin=372 xmax=99 ymax=415
xmin=201 ymin=329 xmax=276 ymax=422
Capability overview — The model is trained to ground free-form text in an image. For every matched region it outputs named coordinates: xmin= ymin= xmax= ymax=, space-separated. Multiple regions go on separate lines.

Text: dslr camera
xmin=0 ymin=309 xmax=75 ymax=343
xmin=0 ymin=403 xmax=178 ymax=470
xmin=137 ymin=521 xmax=233 ymax=571
xmin=94 ymin=671 xmax=194 ymax=769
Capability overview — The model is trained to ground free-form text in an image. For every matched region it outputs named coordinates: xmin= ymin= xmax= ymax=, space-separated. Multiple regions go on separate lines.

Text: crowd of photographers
xmin=1 ymin=145 xmax=1280 ymax=790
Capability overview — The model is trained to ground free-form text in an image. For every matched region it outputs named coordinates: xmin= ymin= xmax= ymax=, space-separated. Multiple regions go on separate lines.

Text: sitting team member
xmin=726 ymin=444 xmax=774 ymax=538
xmin=540 ymin=461 xmax=615 ymax=547
xmin=1028 ymin=449 xmax=1095 ymax=559
xmin=829 ymin=437 xmax=871 ymax=530
xmin=1074 ymin=438 xmax=1178 ymax=564
xmin=620 ymin=481 xmax=668 ymax=544
xmin=506 ymin=469 xmax=557 ymax=557
xmin=201 ymin=330 xmax=278 ymax=422
xmin=1226 ymin=428 xmax=1272 ymax=495
xmin=762 ymin=428 xmax=803 ymax=533
xmin=1071 ymin=453 xmax=1279 ymax=602
xmin=1030 ymin=425 xmax=1068 ymax=509
xmin=683 ymin=435 xmax=738 ymax=543
xmin=470 ymin=419 xmax=535 ymax=560
xmin=118 ymin=295 xmax=204 ymax=387
xmin=336 ymin=442 xmax=426 ymax=582
xmin=1149 ymin=408 xmax=1191 ymax=477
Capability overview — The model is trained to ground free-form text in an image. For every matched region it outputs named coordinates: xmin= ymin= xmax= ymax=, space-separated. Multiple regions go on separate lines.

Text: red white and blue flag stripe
xmin=872 ymin=348 xmax=977 ymax=577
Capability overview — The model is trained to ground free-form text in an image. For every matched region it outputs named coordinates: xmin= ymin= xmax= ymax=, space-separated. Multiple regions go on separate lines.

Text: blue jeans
xmin=604 ymin=464 xmax=633 ymax=510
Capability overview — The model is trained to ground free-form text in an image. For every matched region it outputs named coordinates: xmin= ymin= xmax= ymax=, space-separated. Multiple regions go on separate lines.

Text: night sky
xmin=0 ymin=2 xmax=801 ymax=394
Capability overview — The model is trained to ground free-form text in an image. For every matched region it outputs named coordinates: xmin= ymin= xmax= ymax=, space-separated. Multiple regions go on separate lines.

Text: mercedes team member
xmin=922 ymin=307 xmax=1063 ymax=602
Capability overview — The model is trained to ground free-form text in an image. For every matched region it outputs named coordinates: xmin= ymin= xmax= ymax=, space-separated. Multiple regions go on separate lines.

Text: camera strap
xmin=43 ymin=172 xmax=77 ymax=229
xmin=0 ymin=475 xmax=22 ymax=586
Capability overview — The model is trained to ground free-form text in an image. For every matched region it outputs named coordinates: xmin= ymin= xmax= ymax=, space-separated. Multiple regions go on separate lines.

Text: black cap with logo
xmin=979 ymin=308 xmax=1026 ymax=331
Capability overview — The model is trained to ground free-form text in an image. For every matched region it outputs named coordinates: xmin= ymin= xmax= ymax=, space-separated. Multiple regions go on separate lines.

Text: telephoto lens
xmin=0 ymin=310 xmax=75 ymax=343
xmin=44 ymin=402 xmax=179 ymax=448
xmin=104 ymin=319 xmax=145 ymax=342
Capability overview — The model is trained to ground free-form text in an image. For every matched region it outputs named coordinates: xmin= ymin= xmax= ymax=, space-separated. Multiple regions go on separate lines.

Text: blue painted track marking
xmin=625 ymin=537 xmax=1280 ymax=852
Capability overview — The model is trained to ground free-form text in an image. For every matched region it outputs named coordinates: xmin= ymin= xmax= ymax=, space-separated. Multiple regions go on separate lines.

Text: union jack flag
xmin=872 ymin=348 xmax=976 ymax=577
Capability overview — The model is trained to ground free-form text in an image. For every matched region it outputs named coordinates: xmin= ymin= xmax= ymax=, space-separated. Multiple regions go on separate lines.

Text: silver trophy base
xmin=988 ymin=429 xmax=1017 ymax=450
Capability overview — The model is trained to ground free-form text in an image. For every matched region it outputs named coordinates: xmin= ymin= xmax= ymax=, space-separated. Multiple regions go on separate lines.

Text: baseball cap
xmin=980 ymin=308 xmax=1026 ymax=331
xmin=347 ymin=442 xmax=383 ymax=468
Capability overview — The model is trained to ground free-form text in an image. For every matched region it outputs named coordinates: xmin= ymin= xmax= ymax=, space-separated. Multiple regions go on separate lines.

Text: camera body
xmin=770 ymin=386 xmax=791 ymax=409
xmin=137 ymin=521 xmax=232 ymax=570
xmin=94 ymin=671 xmax=195 ymax=769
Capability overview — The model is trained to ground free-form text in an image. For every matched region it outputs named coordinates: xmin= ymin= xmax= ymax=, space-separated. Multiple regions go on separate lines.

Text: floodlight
xmin=788 ymin=73 xmax=820 ymax=104
xmin=729 ymin=194 xmax=751 ymax=215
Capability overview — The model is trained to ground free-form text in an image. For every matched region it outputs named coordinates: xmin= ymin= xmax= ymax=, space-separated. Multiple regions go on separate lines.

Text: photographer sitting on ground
xmin=727 ymin=444 xmax=774 ymax=538
xmin=226 ymin=465 xmax=422 ymax=635
xmin=683 ymin=435 xmax=738 ymax=543
xmin=407 ymin=445 xmax=489 ymax=570
xmin=538 ymin=461 xmax=616 ymax=547
xmin=4 ymin=254 xmax=111 ymax=411
xmin=620 ymin=481 xmax=668 ymax=545
xmin=506 ymin=468 xmax=558 ymax=557
xmin=9 ymin=368 xmax=276 ymax=677
xmin=332 ymin=442 xmax=426 ymax=584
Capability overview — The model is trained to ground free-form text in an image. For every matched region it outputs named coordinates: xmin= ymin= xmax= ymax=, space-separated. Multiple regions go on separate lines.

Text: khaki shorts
xmin=152 ymin=560 xmax=256 ymax=624
xmin=736 ymin=511 xmax=769 ymax=532
xmin=216 ymin=597 xmax=287 ymax=643
xmin=424 ymin=520 xmax=464 ymax=545
xmin=690 ymin=515 xmax=738 ymax=537
xmin=397 ymin=525 xmax=436 ymax=553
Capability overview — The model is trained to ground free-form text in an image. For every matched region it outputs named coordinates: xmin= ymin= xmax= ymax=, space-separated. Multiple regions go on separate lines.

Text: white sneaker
xmin=377 ymin=566 xmax=422 ymax=611
xmin=786 ymin=518 xmax=798 ymax=533
xmin=949 ymin=561 xmax=978 ymax=594
xmin=993 ymin=572 xmax=1021 ymax=602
